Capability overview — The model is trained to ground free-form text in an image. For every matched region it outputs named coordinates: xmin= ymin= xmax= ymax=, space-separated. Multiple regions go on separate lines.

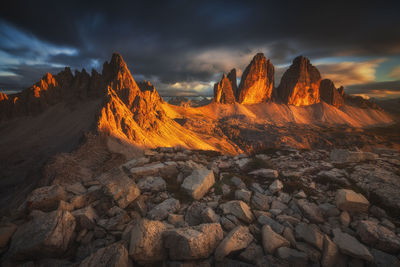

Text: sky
xmin=0 ymin=0 xmax=399 ymax=99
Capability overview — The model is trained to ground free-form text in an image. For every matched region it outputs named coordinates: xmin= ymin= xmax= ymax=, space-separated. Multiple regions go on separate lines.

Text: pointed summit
xmin=277 ymin=56 xmax=321 ymax=106
xmin=213 ymin=73 xmax=236 ymax=104
xmin=237 ymin=53 xmax=274 ymax=104
xmin=319 ymin=79 xmax=344 ymax=108
xmin=227 ymin=69 xmax=238 ymax=98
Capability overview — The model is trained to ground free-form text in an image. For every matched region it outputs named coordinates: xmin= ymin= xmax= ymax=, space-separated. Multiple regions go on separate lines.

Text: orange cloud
xmin=389 ymin=65 xmax=400 ymax=79
xmin=316 ymin=58 xmax=386 ymax=86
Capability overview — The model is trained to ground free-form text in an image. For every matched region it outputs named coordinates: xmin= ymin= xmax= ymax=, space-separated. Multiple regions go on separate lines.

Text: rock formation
xmin=237 ymin=53 xmax=274 ymax=104
xmin=1 ymin=147 xmax=400 ymax=266
xmin=227 ymin=69 xmax=238 ymax=98
xmin=213 ymin=74 xmax=236 ymax=104
xmin=319 ymin=79 xmax=344 ymax=108
xmin=277 ymin=56 xmax=321 ymax=106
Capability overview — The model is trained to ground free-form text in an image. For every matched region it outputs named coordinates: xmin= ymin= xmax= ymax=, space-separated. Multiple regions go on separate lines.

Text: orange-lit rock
xmin=238 ymin=53 xmax=274 ymax=104
xmin=213 ymin=74 xmax=236 ymax=104
xmin=277 ymin=56 xmax=321 ymax=106
xmin=319 ymin=79 xmax=344 ymax=108
xmin=227 ymin=68 xmax=238 ymax=99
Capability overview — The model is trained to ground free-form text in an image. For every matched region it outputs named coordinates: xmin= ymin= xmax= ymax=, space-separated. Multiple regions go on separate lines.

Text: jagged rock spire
xmin=319 ymin=79 xmax=344 ymax=108
xmin=213 ymin=73 xmax=236 ymax=104
xmin=237 ymin=53 xmax=274 ymax=104
xmin=277 ymin=56 xmax=321 ymax=106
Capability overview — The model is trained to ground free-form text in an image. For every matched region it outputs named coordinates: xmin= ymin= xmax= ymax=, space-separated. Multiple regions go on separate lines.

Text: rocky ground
xmin=0 ymin=147 xmax=400 ymax=266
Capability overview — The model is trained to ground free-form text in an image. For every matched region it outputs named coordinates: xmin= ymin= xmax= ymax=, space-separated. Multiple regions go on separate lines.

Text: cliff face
xmin=319 ymin=79 xmax=344 ymax=108
xmin=277 ymin=56 xmax=321 ymax=106
xmin=227 ymin=69 xmax=238 ymax=99
xmin=213 ymin=74 xmax=236 ymax=104
xmin=237 ymin=53 xmax=274 ymax=104
xmin=0 ymin=66 xmax=106 ymax=120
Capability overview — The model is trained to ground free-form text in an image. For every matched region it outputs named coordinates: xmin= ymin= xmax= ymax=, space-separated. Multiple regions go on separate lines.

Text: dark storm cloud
xmin=347 ymin=80 xmax=400 ymax=94
xmin=0 ymin=0 xmax=399 ymax=94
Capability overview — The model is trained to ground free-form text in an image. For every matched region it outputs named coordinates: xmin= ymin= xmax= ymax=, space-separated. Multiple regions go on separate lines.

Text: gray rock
xmin=72 ymin=206 xmax=98 ymax=230
xmin=230 ymin=176 xmax=246 ymax=189
xmin=163 ymin=223 xmax=223 ymax=260
xmin=297 ymin=199 xmax=324 ymax=223
xmin=261 ymin=225 xmax=290 ymax=254
xmin=269 ymin=180 xmax=283 ymax=194
xmin=220 ymin=216 xmax=236 ymax=232
xmin=137 ymin=176 xmax=166 ymax=192
xmin=220 ymin=200 xmax=254 ymax=223
xmin=258 ymin=215 xmax=284 ymax=234
xmin=97 ymin=207 xmax=130 ymax=231
xmin=295 ymin=223 xmax=324 ymax=251
xmin=185 ymin=202 xmax=207 ymax=226
xmin=370 ymin=248 xmax=400 ymax=267
xmin=147 ymin=198 xmax=180 ymax=221
xmin=128 ymin=162 xmax=176 ymax=177
xmin=201 ymin=207 xmax=220 ymax=223
xmin=321 ymin=234 xmax=340 ymax=267
xmin=251 ymin=192 xmax=270 ymax=211
xmin=332 ymin=228 xmax=373 ymax=262
xmin=96 ymin=168 xmax=140 ymax=209
xmin=357 ymin=220 xmax=400 ymax=253
xmin=122 ymin=157 xmax=150 ymax=169
xmin=214 ymin=226 xmax=253 ymax=261
xmin=26 ymin=185 xmax=67 ymax=212
xmin=235 ymin=189 xmax=252 ymax=203
xmin=317 ymin=169 xmax=350 ymax=186
xmin=249 ymin=183 xmax=264 ymax=194
xmin=79 ymin=242 xmax=132 ymax=267
xmin=296 ymin=242 xmax=321 ymax=263
xmin=335 ymin=189 xmax=369 ymax=213
xmin=271 ymin=200 xmax=288 ymax=211
xmin=7 ymin=210 xmax=76 ymax=261
xmin=318 ymin=203 xmax=340 ymax=217
xmin=181 ymin=168 xmax=215 ymax=200
xmin=129 ymin=219 xmax=167 ymax=263
xmin=221 ymin=184 xmax=231 ymax=196
xmin=276 ymin=247 xmax=308 ymax=267
xmin=249 ymin=169 xmax=278 ymax=179
xmin=330 ymin=149 xmax=377 ymax=163
xmin=239 ymin=242 xmax=264 ymax=264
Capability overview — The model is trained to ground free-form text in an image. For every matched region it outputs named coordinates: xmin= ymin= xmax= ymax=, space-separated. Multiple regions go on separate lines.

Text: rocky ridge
xmin=1 ymin=146 xmax=399 ymax=266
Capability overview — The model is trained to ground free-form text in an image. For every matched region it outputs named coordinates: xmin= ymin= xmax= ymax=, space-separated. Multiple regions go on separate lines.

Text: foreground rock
xmin=26 ymin=185 xmax=67 ymax=212
xmin=330 ymin=149 xmax=377 ymax=163
xmin=79 ymin=242 xmax=132 ymax=267
xmin=147 ymin=198 xmax=180 ymax=220
xmin=97 ymin=168 xmax=140 ymax=209
xmin=335 ymin=189 xmax=369 ymax=213
xmin=215 ymin=226 xmax=253 ymax=261
xmin=357 ymin=220 xmax=400 ymax=253
xmin=163 ymin=223 xmax=223 ymax=260
xmin=220 ymin=200 xmax=254 ymax=223
xmin=332 ymin=228 xmax=373 ymax=262
xmin=129 ymin=219 xmax=167 ymax=263
xmin=181 ymin=168 xmax=215 ymax=200
xmin=261 ymin=225 xmax=290 ymax=254
xmin=7 ymin=210 xmax=75 ymax=261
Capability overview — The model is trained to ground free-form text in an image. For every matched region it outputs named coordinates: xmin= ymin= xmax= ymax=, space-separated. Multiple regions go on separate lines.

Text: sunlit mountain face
xmin=1 ymin=2 xmax=400 ymax=267
xmin=0 ymin=1 xmax=399 ymax=99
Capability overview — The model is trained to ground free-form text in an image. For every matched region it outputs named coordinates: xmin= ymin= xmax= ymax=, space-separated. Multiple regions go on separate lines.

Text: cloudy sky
xmin=1 ymin=0 xmax=399 ymax=99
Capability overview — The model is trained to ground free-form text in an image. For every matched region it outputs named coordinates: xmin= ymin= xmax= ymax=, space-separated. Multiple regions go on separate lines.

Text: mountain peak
xmin=237 ymin=53 xmax=274 ymax=104
xmin=277 ymin=55 xmax=321 ymax=106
